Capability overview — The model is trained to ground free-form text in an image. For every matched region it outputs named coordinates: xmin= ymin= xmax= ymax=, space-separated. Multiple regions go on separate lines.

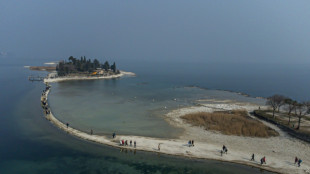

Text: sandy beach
xmin=44 ymin=71 xmax=135 ymax=83
xmin=41 ymin=82 xmax=310 ymax=174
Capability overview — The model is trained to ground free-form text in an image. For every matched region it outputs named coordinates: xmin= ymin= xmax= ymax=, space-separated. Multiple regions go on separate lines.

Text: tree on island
xmin=56 ymin=56 xmax=118 ymax=76
xmin=266 ymin=94 xmax=286 ymax=118
xmin=94 ymin=59 xmax=100 ymax=69
xmin=103 ymin=61 xmax=110 ymax=71
xmin=111 ymin=62 xmax=116 ymax=73
xmin=56 ymin=61 xmax=66 ymax=76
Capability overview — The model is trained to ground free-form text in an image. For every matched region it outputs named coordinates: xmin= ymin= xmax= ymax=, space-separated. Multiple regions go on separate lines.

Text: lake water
xmin=0 ymin=61 xmax=276 ymax=174
xmin=47 ymin=60 xmax=310 ymax=139
xmin=48 ymin=73 xmax=265 ymax=138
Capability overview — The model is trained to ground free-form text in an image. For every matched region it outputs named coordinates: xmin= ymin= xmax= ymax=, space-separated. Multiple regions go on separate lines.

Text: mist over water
xmin=1 ymin=0 xmax=310 ymax=101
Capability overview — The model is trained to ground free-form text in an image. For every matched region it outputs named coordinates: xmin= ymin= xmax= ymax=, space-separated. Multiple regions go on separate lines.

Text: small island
xmin=43 ymin=56 xmax=135 ymax=83
xmin=56 ymin=56 xmax=119 ymax=76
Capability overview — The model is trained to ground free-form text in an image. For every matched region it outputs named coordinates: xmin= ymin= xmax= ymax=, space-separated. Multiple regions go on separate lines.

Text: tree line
xmin=266 ymin=94 xmax=310 ymax=130
xmin=56 ymin=56 xmax=118 ymax=76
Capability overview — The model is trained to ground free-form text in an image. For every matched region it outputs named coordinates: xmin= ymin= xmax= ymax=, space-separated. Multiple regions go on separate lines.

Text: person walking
xmin=66 ymin=123 xmax=69 ymax=128
xmin=251 ymin=154 xmax=255 ymax=161
xmin=295 ymin=157 xmax=298 ymax=165
xmin=158 ymin=143 xmax=161 ymax=151
xmin=134 ymin=141 xmax=136 ymax=148
xmin=188 ymin=140 xmax=191 ymax=147
xmin=260 ymin=156 xmax=266 ymax=165
xmin=298 ymin=159 xmax=302 ymax=167
xmin=191 ymin=140 xmax=194 ymax=147
xmin=263 ymin=156 xmax=266 ymax=164
xmin=112 ymin=132 xmax=116 ymax=138
xmin=90 ymin=129 xmax=93 ymax=135
xmin=220 ymin=150 xmax=223 ymax=156
xmin=130 ymin=140 xmax=132 ymax=146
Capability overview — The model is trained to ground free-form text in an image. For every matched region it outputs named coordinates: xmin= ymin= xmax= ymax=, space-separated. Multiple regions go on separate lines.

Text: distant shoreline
xmin=185 ymin=85 xmax=267 ymax=100
xmin=27 ymin=66 xmax=56 ymax=71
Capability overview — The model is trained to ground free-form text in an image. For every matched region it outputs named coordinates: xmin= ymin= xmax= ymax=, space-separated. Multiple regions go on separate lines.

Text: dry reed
xmin=181 ymin=110 xmax=279 ymax=137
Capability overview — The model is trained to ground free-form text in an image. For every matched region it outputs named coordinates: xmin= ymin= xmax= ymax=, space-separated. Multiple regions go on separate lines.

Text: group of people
xmin=220 ymin=145 xmax=228 ymax=156
xmin=41 ymin=85 xmax=50 ymax=95
xmin=41 ymin=85 xmax=72 ymax=130
xmin=250 ymin=154 xmax=303 ymax=167
xmin=295 ymin=157 xmax=303 ymax=167
xmin=188 ymin=140 xmax=194 ymax=147
xmin=41 ymin=85 xmax=51 ymax=116
xmin=41 ymin=99 xmax=50 ymax=115
xmin=120 ymin=139 xmax=136 ymax=148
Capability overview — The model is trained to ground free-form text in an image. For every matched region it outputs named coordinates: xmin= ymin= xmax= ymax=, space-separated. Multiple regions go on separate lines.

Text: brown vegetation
xmin=181 ymin=110 xmax=279 ymax=137
xmin=29 ymin=66 xmax=56 ymax=71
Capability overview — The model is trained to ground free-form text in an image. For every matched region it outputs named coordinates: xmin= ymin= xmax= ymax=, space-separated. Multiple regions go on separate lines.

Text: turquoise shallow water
xmin=48 ymin=75 xmax=266 ymax=138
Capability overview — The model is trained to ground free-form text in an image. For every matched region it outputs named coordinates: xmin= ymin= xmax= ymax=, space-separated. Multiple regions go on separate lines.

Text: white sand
xmin=44 ymin=62 xmax=58 ymax=65
xmin=41 ymin=88 xmax=310 ymax=174
xmin=44 ymin=71 xmax=136 ymax=83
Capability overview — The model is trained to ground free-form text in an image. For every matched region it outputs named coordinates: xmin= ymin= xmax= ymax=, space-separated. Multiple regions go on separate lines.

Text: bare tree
xmin=284 ymin=98 xmax=297 ymax=125
xmin=293 ymin=101 xmax=299 ymax=115
xmin=305 ymin=101 xmax=310 ymax=120
xmin=296 ymin=102 xmax=308 ymax=130
xmin=266 ymin=94 xmax=286 ymax=118
xmin=266 ymin=96 xmax=277 ymax=118
xmin=277 ymin=96 xmax=286 ymax=112
xmin=305 ymin=101 xmax=310 ymax=113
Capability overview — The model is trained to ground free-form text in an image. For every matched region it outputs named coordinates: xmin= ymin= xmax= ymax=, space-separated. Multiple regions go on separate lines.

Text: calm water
xmin=0 ymin=61 xmax=276 ymax=174
xmin=49 ymin=74 xmax=265 ymax=138
xmin=1 ymin=1 xmax=310 ymax=172
xmin=48 ymin=60 xmax=310 ymax=139
xmin=121 ymin=61 xmax=310 ymax=102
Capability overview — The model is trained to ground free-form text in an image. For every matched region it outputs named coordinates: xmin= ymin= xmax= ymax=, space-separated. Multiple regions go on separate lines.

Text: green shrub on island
xmin=56 ymin=56 xmax=119 ymax=76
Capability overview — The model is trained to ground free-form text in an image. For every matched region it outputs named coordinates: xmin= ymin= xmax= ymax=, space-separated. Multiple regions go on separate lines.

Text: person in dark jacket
xmin=251 ymin=154 xmax=255 ymax=161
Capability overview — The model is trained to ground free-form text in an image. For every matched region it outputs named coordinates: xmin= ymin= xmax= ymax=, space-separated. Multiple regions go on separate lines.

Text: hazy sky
xmin=1 ymin=0 xmax=310 ymax=64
